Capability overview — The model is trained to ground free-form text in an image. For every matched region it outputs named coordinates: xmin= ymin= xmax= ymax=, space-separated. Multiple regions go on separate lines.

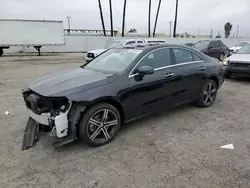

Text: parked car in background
xmin=193 ymin=40 xmax=229 ymax=61
xmin=184 ymin=43 xmax=194 ymax=47
xmin=86 ymin=39 xmax=146 ymax=62
xmin=145 ymin=39 xmax=166 ymax=44
xmin=229 ymin=41 xmax=250 ymax=53
xmin=224 ymin=44 xmax=250 ymax=78
xmin=22 ymin=44 xmax=224 ymax=149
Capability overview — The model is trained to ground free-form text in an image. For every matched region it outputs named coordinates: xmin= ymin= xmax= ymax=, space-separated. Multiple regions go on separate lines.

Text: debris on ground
xmin=221 ymin=144 xmax=234 ymax=150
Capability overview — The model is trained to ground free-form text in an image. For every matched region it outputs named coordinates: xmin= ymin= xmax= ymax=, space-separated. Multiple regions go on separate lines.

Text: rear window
xmin=173 ymin=48 xmax=193 ymax=64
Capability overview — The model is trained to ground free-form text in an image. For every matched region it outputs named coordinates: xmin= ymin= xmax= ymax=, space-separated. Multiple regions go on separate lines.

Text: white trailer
xmin=0 ymin=19 xmax=65 ymax=56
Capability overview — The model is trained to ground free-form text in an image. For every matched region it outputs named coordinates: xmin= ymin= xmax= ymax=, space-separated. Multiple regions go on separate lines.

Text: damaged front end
xmin=22 ymin=89 xmax=85 ymax=150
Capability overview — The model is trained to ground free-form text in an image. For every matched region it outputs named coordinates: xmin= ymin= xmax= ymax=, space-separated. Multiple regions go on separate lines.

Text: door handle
xmin=165 ymin=72 xmax=174 ymax=77
xmin=198 ymin=66 xmax=206 ymax=71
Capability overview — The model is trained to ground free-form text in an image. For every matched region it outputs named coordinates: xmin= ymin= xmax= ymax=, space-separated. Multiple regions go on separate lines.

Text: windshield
xmin=236 ymin=42 xmax=249 ymax=47
xmin=193 ymin=41 xmax=210 ymax=49
xmin=107 ymin=41 xmax=125 ymax=48
xmin=84 ymin=48 xmax=142 ymax=72
xmin=236 ymin=44 xmax=250 ymax=54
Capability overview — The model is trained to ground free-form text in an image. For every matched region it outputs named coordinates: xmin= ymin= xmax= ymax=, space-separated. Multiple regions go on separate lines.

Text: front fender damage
xmin=22 ymin=102 xmax=86 ymax=150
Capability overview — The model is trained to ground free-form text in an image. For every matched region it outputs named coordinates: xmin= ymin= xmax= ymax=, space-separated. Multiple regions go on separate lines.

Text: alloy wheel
xmin=203 ymin=83 xmax=217 ymax=106
xmin=86 ymin=109 xmax=118 ymax=144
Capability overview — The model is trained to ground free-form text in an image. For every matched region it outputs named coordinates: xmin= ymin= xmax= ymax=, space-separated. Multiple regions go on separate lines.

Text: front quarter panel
xmin=66 ymin=74 xmax=130 ymax=105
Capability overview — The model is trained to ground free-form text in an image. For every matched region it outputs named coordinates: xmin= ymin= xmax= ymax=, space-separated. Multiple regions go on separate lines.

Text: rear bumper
xmin=225 ymin=67 xmax=250 ymax=77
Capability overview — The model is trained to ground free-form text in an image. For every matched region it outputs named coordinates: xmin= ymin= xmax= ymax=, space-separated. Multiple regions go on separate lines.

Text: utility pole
xmin=121 ymin=0 xmax=127 ymax=37
xmin=66 ymin=16 xmax=71 ymax=34
xmin=98 ymin=0 xmax=106 ymax=36
xmin=148 ymin=0 xmax=152 ymax=37
xmin=173 ymin=0 xmax=179 ymax=38
xmin=210 ymin=29 xmax=213 ymax=38
xmin=153 ymin=0 xmax=162 ymax=37
xmin=169 ymin=21 xmax=172 ymax=37
xmin=236 ymin=25 xmax=239 ymax=38
xmin=109 ymin=0 xmax=114 ymax=37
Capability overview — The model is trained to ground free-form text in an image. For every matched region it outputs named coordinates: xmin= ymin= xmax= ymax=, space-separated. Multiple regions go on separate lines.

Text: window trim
xmin=137 ymin=40 xmax=144 ymax=43
xmin=128 ymin=47 xmax=204 ymax=78
xmin=125 ymin=41 xmax=136 ymax=45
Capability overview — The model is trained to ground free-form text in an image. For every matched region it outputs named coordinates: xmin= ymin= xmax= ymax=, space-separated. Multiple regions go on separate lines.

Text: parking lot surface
xmin=0 ymin=53 xmax=250 ymax=188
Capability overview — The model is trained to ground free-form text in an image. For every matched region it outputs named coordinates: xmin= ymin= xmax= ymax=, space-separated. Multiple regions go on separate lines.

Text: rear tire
xmin=195 ymin=79 xmax=218 ymax=108
xmin=0 ymin=48 xmax=3 ymax=57
xmin=78 ymin=103 xmax=121 ymax=146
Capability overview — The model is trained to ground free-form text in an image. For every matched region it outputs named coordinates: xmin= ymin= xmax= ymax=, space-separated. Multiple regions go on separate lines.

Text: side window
xmin=137 ymin=41 xmax=144 ymax=44
xmin=137 ymin=48 xmax=171 ymax=70
xmin=215 ymin=41 xmax=221 ymax=47
xmin=125 ymin=41 xmax=136 ymax=45
xmin=173 ymin=48 xmax=193 ymax=64
xmin=192 ymin=53 xmax=203 ymax=61
xmin=209 ymin=41 xmax=215 ymax=48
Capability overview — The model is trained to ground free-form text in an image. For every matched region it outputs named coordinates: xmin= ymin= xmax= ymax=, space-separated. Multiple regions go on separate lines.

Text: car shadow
xmin=226 ymin=77 xmax=250 ymax=83
xmin=119 ymin=104 xmax=194 ymax=133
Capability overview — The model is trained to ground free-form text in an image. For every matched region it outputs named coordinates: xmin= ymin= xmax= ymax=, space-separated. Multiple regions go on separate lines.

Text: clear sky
xmin=1 ymin=0 xmax=249 ymax=37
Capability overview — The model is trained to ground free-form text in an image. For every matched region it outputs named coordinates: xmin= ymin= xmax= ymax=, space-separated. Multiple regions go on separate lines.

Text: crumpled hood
xmin=29 ymin=67 xmax=116 ymax=97
xmin=228 ymin=54 xmax=250 ymax=62
xmin=87 ymin=49 xmax=107 ymax=55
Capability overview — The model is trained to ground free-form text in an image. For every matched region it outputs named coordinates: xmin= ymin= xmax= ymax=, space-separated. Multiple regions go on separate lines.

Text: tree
xmin=148 ymin=0 xmax=152 ymax=37
xmin=173 ymin=0 xmax=179 ymax=38
xmin=153 ymin=0 xmax=162 ymax=37
xmin=224 ymin=22 xmax=232 ymax=38
xmin=109 ymin=0 xmax=114 ymax=37
xmin=121 ymin=0 xmax=127 ymax=37
xmin=98 ymin=0 xmax=106 ymax=36
xmin=128 ymin=29 xmax=137 ymax=33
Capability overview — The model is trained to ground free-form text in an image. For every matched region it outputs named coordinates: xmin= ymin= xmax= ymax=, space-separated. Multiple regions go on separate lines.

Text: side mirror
xmin=208 ymin=46 xmax=213 ymax=50
xmin=137 ymin=66 xmax=154 ymax=76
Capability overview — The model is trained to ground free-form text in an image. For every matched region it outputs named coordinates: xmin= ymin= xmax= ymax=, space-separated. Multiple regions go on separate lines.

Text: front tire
xmin=195 ymin=79 xmax=218 ymax=108
xmin=78 ymin=103 xmax=121 ymax=146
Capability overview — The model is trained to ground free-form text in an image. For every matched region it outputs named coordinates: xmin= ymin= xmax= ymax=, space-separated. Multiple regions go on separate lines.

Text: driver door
xmin=127 ymin=48 xmax=179 ymax=119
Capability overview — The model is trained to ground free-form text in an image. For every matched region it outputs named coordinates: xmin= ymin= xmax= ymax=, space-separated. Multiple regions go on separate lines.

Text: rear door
xmin=128 ymin=48 xmax=178 ymax=118
xmin=170 ymin=47 xmax=206 ymax=103
xmin=207 ymin=41 xmax=216 ymax=57
xmin=214 ymin=40 xmax=223 ymax=58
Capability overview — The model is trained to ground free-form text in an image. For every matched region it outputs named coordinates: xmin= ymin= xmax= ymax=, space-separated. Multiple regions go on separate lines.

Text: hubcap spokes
xmin=87 ymin=109 xmax=118 ymax=143
xmin=203 ymin=83 xmax=216 ymax=105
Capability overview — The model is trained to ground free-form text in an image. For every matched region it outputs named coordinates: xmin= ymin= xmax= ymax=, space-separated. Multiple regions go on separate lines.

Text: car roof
xmin=115 ymin=43 xmax=196 ymax=51
xmin=113 ymin=39 xmax=142 ymax=42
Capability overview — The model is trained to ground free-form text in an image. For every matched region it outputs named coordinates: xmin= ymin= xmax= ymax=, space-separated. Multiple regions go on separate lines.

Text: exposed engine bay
xmin=22 ymin=89 xmax=85 ymax=150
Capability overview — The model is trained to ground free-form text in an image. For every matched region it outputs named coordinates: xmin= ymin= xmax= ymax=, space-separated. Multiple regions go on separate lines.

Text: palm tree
xmin=98 ymin=0 xmax=106 ymax=36
xmin=121 ymin=0 xmax=127 ymax=37
xmin=153 ymin=0 xmax=162 ymax=37
xmin=109 ymin=0 xmax=114 ymax=37
xmin=148 ymin=0 xmax=152 ymax=37
xmin=173 ymin=0 xmax=179 ymax=38
xmin=224 ymin=22 xmax=233 ymax=38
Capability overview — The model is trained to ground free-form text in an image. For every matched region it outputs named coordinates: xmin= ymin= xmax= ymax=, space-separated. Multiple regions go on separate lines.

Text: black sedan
xmin=22 ymin=44 xmax=224 ymax=149
xmin=193 ymin=40 xmax=229 ymax=61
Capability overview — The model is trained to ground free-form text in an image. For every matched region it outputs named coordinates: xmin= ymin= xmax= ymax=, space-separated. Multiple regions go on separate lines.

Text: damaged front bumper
xmin=22 ymin=90 xmax=85 ymax=150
